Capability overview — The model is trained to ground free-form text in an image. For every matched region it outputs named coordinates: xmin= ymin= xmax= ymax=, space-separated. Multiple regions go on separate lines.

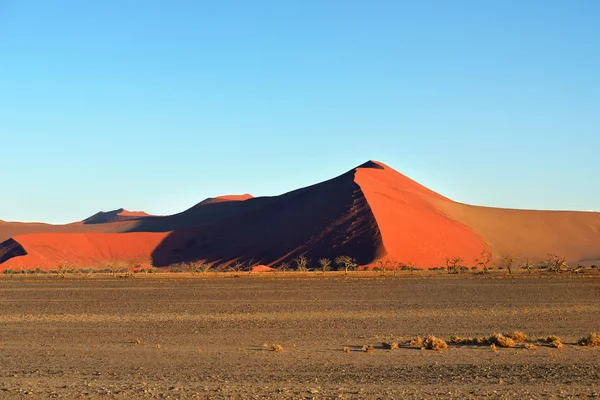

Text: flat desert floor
xmin=0 ymin=274 xmax=599 ymax=399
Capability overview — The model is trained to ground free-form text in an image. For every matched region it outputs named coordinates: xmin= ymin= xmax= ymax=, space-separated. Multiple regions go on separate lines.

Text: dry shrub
xmin=423 ymin=336 xmax=448 ymax=351
xmin=524 ymin=343 xmax=538 ymax=350
xmin=577 ymin=333 xmax=600 ymax=347
xmin=362 ymin=345 xmax=375 ymax=353
xmin=540 ymin=335 xmax=564 ymax=348
xmin=382 ymin=341 xmax=399 ymax=350
xmin=449 ymin=335 xmax=462 ymax=344
xmin=490 ymin=344 xmax=498 ymax=352
xmin=343 ymin=347 xmax=351 ymax=353
xmin=506 ymin=331 xmax=528 ymax=343
xmin=272 ymin=344 xmax=284 ymax=352
xmin=155 ymin=344 xmax=161 ymax=349
xmin=262 ymin=343 xmax=269 ymax=351
xmin=409 ymin=336 xmax=423 ymax=347
xmin=134 ymin=338 xmax=141 ymax=345
xmin=489 ymin=333 xmax=515 ymax=348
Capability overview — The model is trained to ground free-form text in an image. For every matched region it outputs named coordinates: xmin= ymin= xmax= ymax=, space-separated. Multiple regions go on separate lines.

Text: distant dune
xmin=1 ymin=161 xmax=599 ymax=270
xmin=82 ymin=208 xmax=152 ymax=224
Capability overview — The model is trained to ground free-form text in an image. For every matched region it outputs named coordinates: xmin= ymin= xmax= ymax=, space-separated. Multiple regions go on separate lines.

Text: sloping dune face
xmin=437 ymin=202 xmax=600 ymax=265
xmin=1 ymin=232 xmax=169 ymax=269
xmin=354 ymin=161 xmax=487 ymax=266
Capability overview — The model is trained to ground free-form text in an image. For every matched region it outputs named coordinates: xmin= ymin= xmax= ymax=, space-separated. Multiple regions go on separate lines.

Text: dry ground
xmin=0 ymin=273 xmax=599 ymax=399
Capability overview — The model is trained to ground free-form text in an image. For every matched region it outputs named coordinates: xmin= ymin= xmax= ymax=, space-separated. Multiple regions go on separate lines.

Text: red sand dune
xmin=1 ymin=160 xmax=599 ymax=270
xmin=82 ymin=208 xmax=151 ymax=224
xmin=0 ymin=232 xmax=169 ymax=270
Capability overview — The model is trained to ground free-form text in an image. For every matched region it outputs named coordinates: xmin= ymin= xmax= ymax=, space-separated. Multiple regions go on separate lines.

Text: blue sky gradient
xmin=1 ymin=0 xmax=599 ymax=223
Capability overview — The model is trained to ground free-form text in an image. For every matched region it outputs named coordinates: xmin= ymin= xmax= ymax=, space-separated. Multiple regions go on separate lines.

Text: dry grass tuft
xmin=524 ymin=343 xmax=538 ymax=350
xmin=409 ymin=336 xmax=423 ymax=347
xmin=490 ymin=343 xmax=498 ymax=352
xmin=382 ymin=341 xmax=399 ymax=350
xmin=155 ymin=344 xmax=161 ymax=349
xmin=506 ymin=331 xmax=528 ymax=343
xmin=489 ymin=333 xmax=515 ymax=348
xmin=423 ymin=336 xmax=448 ymax=351
xmin=343 ymin=347 xmax=351 ymax=353
xmin=262 ymin=343 xmax=269 ymax=351
xmin=540 ymin=335 xmax=564 ymax=348
xmin=362 ymin=344 xmax=375 ymax=353
xmin=577 ymin=333 xmax=600 ymax=347
xmin=134 ymin=338 xmax=141 ymax=345
xmin=272 ymin=344 xmax=284 ymax=352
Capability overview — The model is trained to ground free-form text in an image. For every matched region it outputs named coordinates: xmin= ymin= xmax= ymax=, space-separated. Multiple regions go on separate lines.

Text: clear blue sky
xmin=1 ymin=0 xmax=598 ymax=223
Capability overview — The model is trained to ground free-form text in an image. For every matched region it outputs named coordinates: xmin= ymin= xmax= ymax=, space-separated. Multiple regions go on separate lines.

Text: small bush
xmin=577 ymin=333 xmax=600 ymax=347
xmin=540 ymin=335 xmax=564 ymax=348
xmin=343 ymin=347 xmax=351 ymax=353
xmin=423 ymin=336 xmax=448 ymax=351
xmin=541 ymin=336 xmax=564 ymax=348
xmin=524 ymin=343 xmax=538 ymax=350
xmin=490 ymin=343 xmax=498 ymax=352
xmin=489 ymin=333 xmax=515 ymax=348
xmin=135 ymin=338 xmax=141 ymax=345
xmin=155 ymin=344 xmax=161 ymax=349
xmin=272 ymin=344 xmax=284 ymax=352
xmin=409 ymin=336 xmax=423 ymax=347
xmin=382 ymin=341 xmax=399 ymax=350
xmin=506 ymin=331 xmax=528 ymax=343
xmin=362 ymin=345 xmax=375 ymax=353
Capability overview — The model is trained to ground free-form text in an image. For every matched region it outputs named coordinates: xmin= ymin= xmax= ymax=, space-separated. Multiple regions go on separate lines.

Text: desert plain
xmin=0 ymin=272 xmax=599 ymax=399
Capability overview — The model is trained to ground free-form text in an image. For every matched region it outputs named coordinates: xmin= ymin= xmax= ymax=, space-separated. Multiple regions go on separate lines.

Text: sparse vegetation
xmin=506 ymin=331 xmax=527 ymax=343
xmin=577 ymin=333 xmax=600 ymax=347
xmin=546 ymin=254 xmax=568 ymax=273
xmin=335 ymin=256 xmax=357 ymax=275
xmin=272 ymin=344 xmax=284 ymax=352
xmin=502 ymin=255 xmax=518 ymax=275
xmin=294 ymin=255 xmax=310 ymax=273
xmin=474 ymin=250 xmax=492 ymax=273
xmin=343 ymin=347 xmax=351 ymax=353
xmin=423 ymin=336 xmax=447 ymax=351
xmin=409 ymin=336 xmax=423 ymax=347
xmin=362 ymin=344 xmax=375 ymax=353
xmin=318 ymin=258 xmax=331 ymax=274
xmin=524 ymin=343 xmax=538 ymax=350
xmin=540 ymin=335 xmax=564 ymax=348
xmin=382 ymin=341 xmax=399 ymax=350
xmin=444 ymin=257 xmax=465 ymax=274
xmin=489 ymin=333 xmax=515 ymax=348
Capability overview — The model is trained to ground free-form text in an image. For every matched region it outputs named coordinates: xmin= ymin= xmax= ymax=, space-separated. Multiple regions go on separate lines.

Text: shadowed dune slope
xmin=150 ymin=165 xmax=384 ymax=267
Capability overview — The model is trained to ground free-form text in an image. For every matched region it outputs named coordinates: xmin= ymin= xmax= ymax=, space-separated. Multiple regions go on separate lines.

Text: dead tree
xmin=294 ymin=255 xmax=310 ymax=273
xmin=502 ymin=254 xmax=518 ymax=275
xmin=474 ymin=251 xmax=492 ymax=274
xmin=335 ymin=256 xmax=357 ymax=275
xmin=318 ymin=258 xmax=331 ymax=275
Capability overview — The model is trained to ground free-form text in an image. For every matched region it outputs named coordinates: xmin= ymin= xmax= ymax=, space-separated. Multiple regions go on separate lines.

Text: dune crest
xmin=1 ymin=160 xmax=599 ymax=270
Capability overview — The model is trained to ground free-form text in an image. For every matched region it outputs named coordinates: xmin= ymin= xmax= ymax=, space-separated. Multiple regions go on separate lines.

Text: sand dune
xmin=1 ymin=160 xmax=599 ymax=270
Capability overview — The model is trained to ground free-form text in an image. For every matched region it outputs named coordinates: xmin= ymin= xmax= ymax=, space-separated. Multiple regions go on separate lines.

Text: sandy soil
xmin=0 ymin=274 xmax=599 ymax=399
